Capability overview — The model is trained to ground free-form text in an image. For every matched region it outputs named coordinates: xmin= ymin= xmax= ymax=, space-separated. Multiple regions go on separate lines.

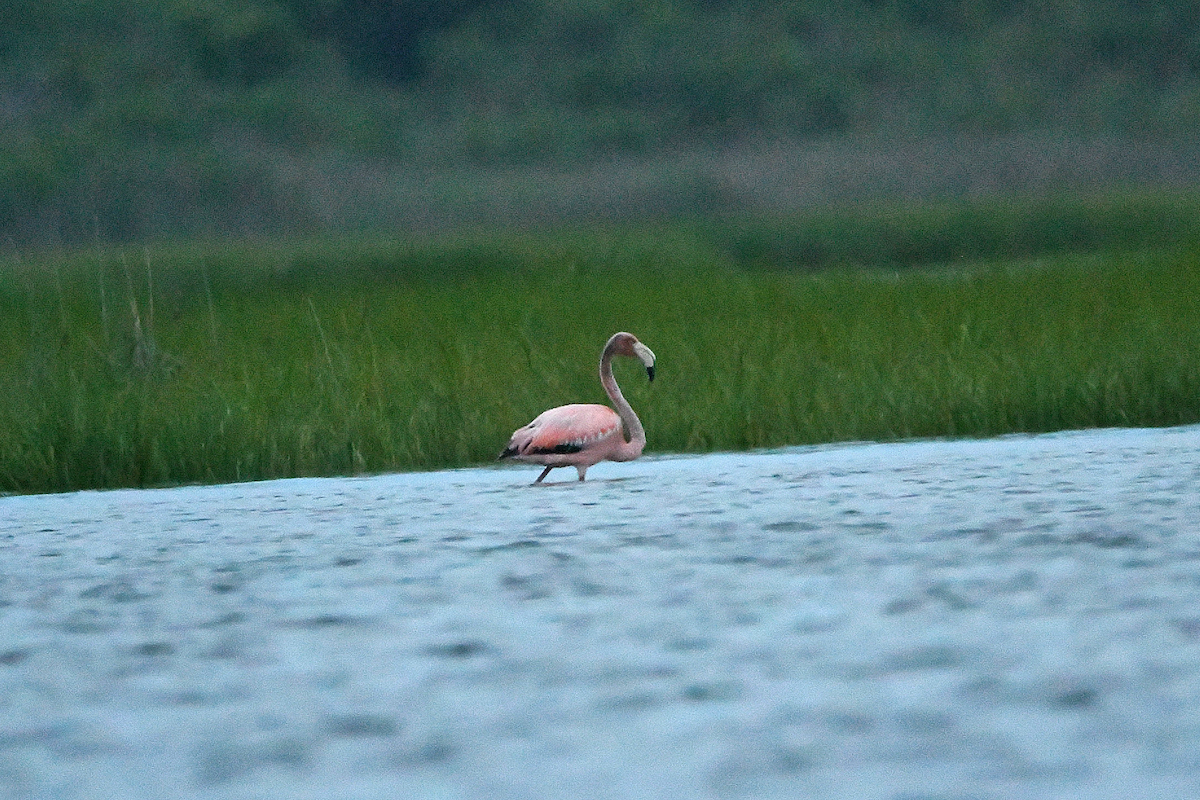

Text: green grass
xmin=3 ymin=193 xmax=1200 ymax=494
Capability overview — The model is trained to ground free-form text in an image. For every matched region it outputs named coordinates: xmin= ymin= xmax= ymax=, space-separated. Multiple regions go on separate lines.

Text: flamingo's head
xmin=607 ymin=332 xmax=656 ymax=382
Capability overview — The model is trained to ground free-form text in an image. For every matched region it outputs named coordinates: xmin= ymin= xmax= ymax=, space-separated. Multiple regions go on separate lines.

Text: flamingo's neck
xmin=600 ymin=342 xmax=645 ymax=460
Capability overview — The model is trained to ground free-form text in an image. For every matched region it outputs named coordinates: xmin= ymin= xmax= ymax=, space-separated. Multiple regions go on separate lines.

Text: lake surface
xmin=3 ymin=425 xmax=1200 ymax=799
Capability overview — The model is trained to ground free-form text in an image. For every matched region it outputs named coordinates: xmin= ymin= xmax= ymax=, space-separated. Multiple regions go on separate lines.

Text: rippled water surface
xmin=3 ymin=425 xmax=1200 ymax=799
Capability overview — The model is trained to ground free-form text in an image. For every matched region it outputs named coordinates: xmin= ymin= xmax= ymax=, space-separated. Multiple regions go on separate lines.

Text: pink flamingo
xmin=500 ymin=332 xmax=656 ymax=483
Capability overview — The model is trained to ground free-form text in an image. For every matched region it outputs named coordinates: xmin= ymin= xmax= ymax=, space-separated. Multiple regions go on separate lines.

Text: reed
xmin=3 ymin=195 xmax=1199 ymax=494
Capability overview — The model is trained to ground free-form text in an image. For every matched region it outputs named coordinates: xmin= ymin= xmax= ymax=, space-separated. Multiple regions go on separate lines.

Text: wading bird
xmin=500 ymin=332 xmax=656 ymax=483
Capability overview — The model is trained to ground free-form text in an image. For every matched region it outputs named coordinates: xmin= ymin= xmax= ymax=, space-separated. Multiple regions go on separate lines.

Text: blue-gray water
xmin=3 ymin=425 xmax=1200 ymax=799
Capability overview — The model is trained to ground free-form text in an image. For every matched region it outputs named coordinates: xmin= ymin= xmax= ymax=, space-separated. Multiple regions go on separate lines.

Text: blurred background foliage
xmin=3 ymin=0 xmax=1200 ymax=245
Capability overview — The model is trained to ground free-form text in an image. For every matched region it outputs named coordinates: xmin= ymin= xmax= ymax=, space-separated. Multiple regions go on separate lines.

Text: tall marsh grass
xmin=3 ymin=193 xmax=1200 ymax=493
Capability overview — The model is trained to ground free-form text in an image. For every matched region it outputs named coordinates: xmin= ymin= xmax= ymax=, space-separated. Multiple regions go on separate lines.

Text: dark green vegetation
xmin=4 ymin=0 xmax=1200 ymax=244
xmin=3 ymin=192 xmax=1200 ymax=494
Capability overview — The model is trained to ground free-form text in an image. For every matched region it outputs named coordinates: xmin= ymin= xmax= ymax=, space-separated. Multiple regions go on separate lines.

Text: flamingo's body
xmin=500 ymin=332 xmax=655 ymax=482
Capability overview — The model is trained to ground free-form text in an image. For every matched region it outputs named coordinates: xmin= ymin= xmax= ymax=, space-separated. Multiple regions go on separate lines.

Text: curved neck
xmin=600 ymin=341 xmax=645 ymax=458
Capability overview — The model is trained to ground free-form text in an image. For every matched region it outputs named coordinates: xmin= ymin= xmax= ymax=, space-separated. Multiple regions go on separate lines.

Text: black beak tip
xmin=647 ymin=365 xmax=655 ymax=382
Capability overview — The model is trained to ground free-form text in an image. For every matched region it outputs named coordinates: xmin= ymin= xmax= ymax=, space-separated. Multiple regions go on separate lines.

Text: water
xmin=2 ymin=425 xmax=1200 ymax=799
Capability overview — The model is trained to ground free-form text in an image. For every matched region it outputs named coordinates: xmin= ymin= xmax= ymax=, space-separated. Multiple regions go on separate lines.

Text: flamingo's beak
xmin=633 ymin=342 xmax=656 ymax=383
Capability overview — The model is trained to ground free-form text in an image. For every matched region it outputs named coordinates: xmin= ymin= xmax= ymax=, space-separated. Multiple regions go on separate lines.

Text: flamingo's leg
xmin=534 ymin=466 xmax=553 ymax=483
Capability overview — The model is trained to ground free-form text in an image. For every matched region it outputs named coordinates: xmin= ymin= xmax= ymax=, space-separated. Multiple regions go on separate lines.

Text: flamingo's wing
xmin=500 ymin=404 xmax=622 ymax=458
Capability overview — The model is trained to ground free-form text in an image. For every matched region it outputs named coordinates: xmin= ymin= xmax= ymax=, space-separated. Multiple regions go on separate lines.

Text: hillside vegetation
xmin=4 ymin=0 xmax=1199 ymax=244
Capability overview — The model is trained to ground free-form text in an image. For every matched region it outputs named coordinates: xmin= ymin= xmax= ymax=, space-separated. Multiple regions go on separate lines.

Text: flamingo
xmin=500 ymin=332 xmax=656 ymax=483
